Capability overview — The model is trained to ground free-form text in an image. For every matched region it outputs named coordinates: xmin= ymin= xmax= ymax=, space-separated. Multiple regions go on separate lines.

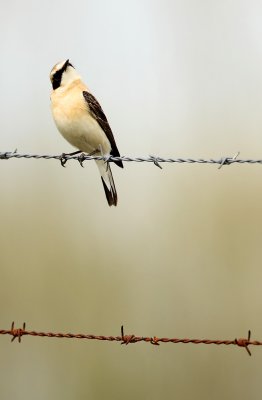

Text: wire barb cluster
xmin=1 ymin=322 xmax=260 ymax=356
xmin=1 ymin=150 xmax=262 ymax=168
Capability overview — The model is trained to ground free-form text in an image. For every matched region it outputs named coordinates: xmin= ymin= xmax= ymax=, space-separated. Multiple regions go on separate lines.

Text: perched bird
xmin=50 ymin=59 xmax=123 ymax=206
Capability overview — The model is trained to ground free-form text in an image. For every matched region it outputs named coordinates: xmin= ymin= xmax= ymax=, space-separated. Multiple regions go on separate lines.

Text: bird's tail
xmin=96 ymin=160 xmax=118 ymax=206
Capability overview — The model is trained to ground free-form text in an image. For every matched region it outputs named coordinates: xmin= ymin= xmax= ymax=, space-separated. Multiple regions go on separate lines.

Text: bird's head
xmin=50 ymin=59 xmax=80 ymax=90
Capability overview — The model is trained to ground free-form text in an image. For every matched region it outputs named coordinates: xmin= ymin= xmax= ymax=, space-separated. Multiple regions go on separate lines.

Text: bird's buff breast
xmin=51 ymin=92 xmax=111 ymax=154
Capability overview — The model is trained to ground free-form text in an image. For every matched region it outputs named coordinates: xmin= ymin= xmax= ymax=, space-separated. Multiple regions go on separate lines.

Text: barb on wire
xmin=218 ymin=151 xmax=240 ymax=169
xmin=1 ymin=150 xmax=262 ymax=168
xmin=0 ymin=322 xmax=259 ymax=356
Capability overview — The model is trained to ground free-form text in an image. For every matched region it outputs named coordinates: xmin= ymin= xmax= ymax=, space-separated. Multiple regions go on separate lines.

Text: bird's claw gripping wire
xmin=59 ymin=150 xmax=83 ymax=167
xmin=59 ymin=153 xmax=68 ymax=167
xmin=77 ymin=153 xmax=87 ymax=168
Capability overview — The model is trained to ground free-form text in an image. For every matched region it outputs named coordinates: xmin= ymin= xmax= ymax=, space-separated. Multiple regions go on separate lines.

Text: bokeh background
xmin=1 ymin=0 xmax=262 ymax=399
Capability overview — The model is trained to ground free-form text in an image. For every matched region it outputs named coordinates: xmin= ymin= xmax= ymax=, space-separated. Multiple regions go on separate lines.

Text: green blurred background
xmin=1 ymin=0 xmax=262 ymax=399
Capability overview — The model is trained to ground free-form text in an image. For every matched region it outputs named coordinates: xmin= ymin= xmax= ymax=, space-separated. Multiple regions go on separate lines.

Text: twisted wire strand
xmin=1 ymin=151 xmax=262 ymax=167
xmin=0 ymin=323 xmax=258 ymax=356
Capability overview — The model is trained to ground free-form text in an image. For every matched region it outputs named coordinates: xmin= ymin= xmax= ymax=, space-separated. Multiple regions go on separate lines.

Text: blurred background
xmin=1 ymin=0 xmax=262 ymax=399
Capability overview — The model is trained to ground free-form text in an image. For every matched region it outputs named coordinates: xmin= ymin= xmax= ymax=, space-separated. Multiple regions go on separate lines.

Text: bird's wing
xmin=83 ymin=91 xmax=120 ymax=158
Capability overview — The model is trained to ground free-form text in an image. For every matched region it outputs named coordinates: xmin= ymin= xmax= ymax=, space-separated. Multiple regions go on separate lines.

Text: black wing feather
xmin=83 ymin=91 xmax=123 ymax=168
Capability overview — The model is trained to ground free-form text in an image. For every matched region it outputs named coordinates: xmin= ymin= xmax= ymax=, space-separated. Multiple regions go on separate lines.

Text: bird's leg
xmin=60 ymin=150 xmax=82 ymax=167
xmin=78 ymin=150 xmax=97 ymax=167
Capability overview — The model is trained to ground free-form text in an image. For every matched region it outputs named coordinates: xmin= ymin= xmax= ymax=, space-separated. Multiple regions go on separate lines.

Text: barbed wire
xmin=1 ymin=322 xmax=260 ymax=356
xmin=0 ymin=150 xmax=261 ymax=169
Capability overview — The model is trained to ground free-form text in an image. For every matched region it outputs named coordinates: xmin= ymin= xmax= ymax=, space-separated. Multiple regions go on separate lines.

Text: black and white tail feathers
xmin=96 ymin=160 xmax=119 ymax=206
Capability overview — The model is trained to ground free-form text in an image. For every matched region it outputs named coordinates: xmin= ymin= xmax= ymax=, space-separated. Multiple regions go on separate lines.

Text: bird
xmin=50 ymin=59 xmax=123 ymax=206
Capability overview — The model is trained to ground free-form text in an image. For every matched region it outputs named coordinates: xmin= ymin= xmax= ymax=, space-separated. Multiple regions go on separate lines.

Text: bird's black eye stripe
xmin=52 ymin=69 xmax=63 ymax=90
xmin=51 ymin=60 xmax=74 ymax=90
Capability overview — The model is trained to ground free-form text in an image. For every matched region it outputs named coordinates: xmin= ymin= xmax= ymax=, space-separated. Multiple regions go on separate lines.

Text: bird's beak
xmin=64 ymin=59 xmax=70 ymax=69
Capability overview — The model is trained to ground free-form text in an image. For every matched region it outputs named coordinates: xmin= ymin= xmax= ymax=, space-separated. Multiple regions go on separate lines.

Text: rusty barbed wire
xmin=0 ymin=150 xmax=261 ymax=169
xmin=1 ymin=322 xmax=261 ymax=356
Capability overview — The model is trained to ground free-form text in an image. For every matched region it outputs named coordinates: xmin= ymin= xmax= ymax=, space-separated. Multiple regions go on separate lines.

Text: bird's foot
xmin=60 ymin=153 xmax=68 ymax=167
xmin=59 ymin=150 xmax=82 ymax=168
xmin=77 ymin=153 xmax=87 ymax=168
xmin=77 ymin=150 xmax=99 ymax=167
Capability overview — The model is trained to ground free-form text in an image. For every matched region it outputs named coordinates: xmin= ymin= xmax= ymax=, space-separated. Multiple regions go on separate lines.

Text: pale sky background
xmin=1 ymin=1 xmax=262 ymax=399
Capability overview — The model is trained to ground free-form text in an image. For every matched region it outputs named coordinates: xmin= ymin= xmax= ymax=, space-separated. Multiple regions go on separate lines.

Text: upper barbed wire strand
xmin=1 ymin=151 xmax=262 ymax=167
